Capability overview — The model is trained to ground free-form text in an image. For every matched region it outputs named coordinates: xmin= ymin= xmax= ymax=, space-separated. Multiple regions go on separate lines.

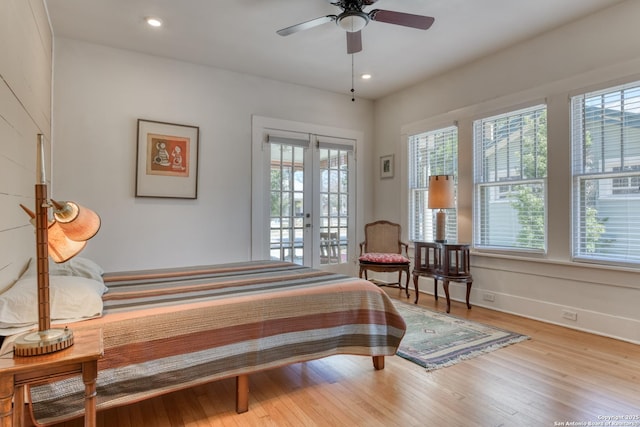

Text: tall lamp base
xmin=13 ymin=327 xmax=74 ymax=357
xmin=435 ymin=209 xmax=447 ymax=243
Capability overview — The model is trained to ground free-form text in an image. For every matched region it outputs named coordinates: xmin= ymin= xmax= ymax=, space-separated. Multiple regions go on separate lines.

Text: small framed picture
xmin=380 ymin=154 xmax=394 ymax=179
xmin=136 ymin=119 xmax=199 ymax=199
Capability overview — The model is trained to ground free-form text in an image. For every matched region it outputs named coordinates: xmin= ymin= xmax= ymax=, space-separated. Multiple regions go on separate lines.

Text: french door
xmin=252 ymin=117 xmax=357 ymax=271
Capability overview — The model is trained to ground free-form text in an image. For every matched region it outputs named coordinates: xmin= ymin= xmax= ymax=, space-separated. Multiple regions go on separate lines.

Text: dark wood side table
xmin=412 ymin=242 xmax=473 ymax=313
xmin=0 ymin=328 xmax=103 ymax=427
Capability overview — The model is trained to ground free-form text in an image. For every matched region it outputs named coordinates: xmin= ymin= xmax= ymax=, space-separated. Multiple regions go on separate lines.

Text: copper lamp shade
xmin=52 ymin=200 xmax=101 ymax=242
xmin=19 ymin=204 xmax=87 ymax=263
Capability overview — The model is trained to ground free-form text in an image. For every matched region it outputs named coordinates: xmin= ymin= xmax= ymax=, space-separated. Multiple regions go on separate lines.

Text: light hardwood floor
xmin=49 ymin=288 xmax=640 ymax=427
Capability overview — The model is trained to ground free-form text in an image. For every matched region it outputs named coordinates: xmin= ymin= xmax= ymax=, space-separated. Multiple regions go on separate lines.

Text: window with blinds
xmin=408 ymin=126 xmax=458 ymax=242
xmin=571 ymin=81 xmax=640 ymax=266
xmin=473 ymin=105 xmax=547 ymax=251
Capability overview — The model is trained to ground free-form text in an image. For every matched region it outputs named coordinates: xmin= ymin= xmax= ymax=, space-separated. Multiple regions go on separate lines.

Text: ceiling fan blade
xmin=346 ymin=31 xmax=362 ymax=54
xmin=277 ymin=15 xmax=336 ymax=36
xmin=328 ymin=0 xmax=378 ymax=5
xmin=369 ymin=9 xmax=435 ymax=30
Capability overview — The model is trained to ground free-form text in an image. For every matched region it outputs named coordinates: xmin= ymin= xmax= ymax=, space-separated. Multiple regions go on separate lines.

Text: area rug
xmin=393 ymin=300 xmax=529 ymax=371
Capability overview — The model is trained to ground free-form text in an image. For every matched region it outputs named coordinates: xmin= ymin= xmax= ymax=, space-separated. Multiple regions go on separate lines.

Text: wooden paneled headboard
xmin=0 ymin=0 xmax=52 ymax=291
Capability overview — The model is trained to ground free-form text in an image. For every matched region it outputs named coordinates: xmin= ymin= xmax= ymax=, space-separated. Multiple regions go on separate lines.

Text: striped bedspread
xmin=27 ymin=260 xmax=406 ymax=425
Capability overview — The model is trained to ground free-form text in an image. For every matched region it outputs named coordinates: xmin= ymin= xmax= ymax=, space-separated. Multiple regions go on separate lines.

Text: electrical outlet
xmin=562 ymin=309 xmax=578 ymax=321
xmin=483 ymin=292 xmax=496 ymax=302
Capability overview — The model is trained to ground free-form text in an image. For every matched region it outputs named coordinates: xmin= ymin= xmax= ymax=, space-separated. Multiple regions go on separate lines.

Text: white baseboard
xmin=418 ymin=282 xmax=640 ymax=345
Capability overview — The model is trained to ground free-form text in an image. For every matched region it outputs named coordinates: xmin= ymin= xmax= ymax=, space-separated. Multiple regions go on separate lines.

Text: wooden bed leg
xmin=236 ymin=375 xmax=249 ymax=413
xmin=372 ymin=355 xmax=385 ymax=370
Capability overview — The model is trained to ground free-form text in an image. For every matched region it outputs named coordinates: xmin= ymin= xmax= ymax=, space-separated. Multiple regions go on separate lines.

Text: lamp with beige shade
xmin=427 ymin=175 xmax=455 ymax=243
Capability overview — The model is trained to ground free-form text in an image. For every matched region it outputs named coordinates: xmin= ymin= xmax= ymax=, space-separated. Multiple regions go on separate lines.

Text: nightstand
xmin=0 ymin=328 xmax=103 ymax=427
xmin=412 ymin=241 xmax=473 ymax=313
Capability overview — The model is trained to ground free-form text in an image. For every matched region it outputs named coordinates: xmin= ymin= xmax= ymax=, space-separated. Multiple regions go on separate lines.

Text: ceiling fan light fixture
xmin=337 ymin=12 xmax=369 ymax=32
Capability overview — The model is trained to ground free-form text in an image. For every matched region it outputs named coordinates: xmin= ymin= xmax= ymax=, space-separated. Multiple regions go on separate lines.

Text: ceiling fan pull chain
xmin=351 ymin=53 xmax=355 ymax=102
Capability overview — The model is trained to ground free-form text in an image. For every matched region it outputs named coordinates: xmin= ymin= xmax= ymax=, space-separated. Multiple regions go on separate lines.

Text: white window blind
xmin=408 ymin=126 xmax=458 ymax=242
xmin=571 ymin=81 xmax=640 ymax=266
xmin=473 ymin=104 xmax=547 ymax=251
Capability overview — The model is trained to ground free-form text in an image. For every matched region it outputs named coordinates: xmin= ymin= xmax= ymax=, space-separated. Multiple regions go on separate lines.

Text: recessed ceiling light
xmin=361 ymin=74 xmax=372 ymax=80
xmin=145 ymin=17 xmax=163 ymax=27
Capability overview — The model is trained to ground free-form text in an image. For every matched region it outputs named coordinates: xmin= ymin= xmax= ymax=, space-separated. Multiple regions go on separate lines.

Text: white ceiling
xmin=45 ymin=0 xmax=624 ymax=100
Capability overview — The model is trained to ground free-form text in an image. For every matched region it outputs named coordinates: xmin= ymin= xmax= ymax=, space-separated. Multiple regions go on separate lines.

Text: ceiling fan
xmin=276 ymin=0 xmax=435 ymax=54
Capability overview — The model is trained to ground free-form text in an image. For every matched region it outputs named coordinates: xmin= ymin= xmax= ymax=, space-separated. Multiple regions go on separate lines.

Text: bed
xmin=0 ymin=259 xmax=406 ymax=425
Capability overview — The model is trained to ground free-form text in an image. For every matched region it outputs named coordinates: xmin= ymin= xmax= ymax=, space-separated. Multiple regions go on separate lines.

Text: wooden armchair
xmin=358 ymin=220 xmax=411 ymax=297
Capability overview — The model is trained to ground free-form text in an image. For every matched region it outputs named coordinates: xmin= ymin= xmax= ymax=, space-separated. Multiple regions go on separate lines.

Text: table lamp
xmin=428 ymin=175 xmax=455 ymax=242
xmin=13 ymin=134 xmax=101 ymax=357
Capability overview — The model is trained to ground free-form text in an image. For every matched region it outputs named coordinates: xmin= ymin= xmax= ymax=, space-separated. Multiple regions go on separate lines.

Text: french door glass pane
xmin=319 ymin=148 xmax=350 ymax=265
xmin=270 ymin=143 xmax=304 ymax=264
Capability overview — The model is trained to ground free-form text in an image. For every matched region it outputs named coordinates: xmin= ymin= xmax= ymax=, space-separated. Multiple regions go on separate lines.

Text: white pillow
xmin=0 ymin=275 xmax=107 ymax=329
xmin=23 ymin=257 xmax=104 ymax=283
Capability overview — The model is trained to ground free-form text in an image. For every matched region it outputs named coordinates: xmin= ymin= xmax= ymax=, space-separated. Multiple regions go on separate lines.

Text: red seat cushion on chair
xmin=359 ymin=253 xmax=410 ymax=264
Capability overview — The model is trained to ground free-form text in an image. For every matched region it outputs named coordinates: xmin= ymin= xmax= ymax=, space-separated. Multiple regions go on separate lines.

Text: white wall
xmin=51 ymin=38 xmax=374 ymax=272
xmin=0 ymin=0 xmax=51 ymax=291
xmin=373 ymin=0 xmax=640 ymax=343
